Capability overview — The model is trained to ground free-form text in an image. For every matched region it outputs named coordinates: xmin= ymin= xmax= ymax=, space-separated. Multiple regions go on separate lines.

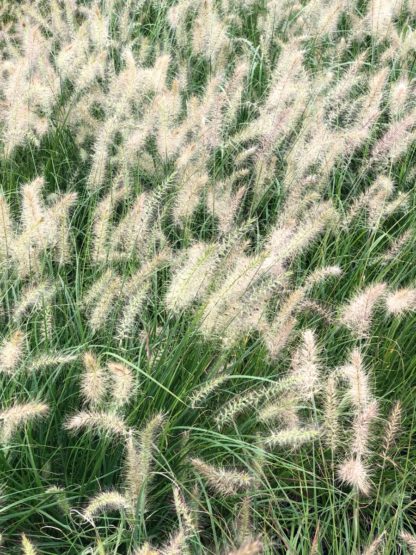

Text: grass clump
xmin=0 ymin=0 xmax=415 ymax=553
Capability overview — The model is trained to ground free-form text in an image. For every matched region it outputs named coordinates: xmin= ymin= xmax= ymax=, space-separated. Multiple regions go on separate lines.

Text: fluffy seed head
xmin=189 ymin=373 xmax=230 ymax=408
xmin=258 ymin=397 xmax=299 ymax=428
xmin=337 ymin=455 xmax=371 ymax=495
xmin=400 ymin=531 xmax=416 ymax=554
xmin=124 ymin=414 xmax=164 ymax=506
xmin=28 ymin=353 xmax=78 ymax=373
xmin=339 ymin=283 xmax=386 ymax=337
xmin=362 ymin=531 xmax=386 ymax=555
xmin=0 ymin=330 xmax=26 ymax=375
xmin=390 ymin=78 xmax=409 ymax=117
xmin=323 ymin=373 xmax=339 ymax=452
xmin=351 ymin=400 xmax=378 ymax=457
xmin=108 ymin=361 xmax=135 ymax=408
xmin=13 ymin=282 xmax=56 ymax=323
xmin=81 ymin=352 xmax=107 ymax=408
xmin=215 ymin=376 xmax=298 ymax=429
xmin=65 ymin=410 xmax=128 ymax=438
xmin=160 ymin=529 xmax=187 ymax=555
xmin=190 ymin=457 xmax=255 ymax=496
xmin=173 ymin=486 xmax=196 ymax=537
xmin=133 ymin=544 xmax=160 ymax=555
xmin=84 ymin=491 xmax=132 ymax=522
xmin=385 ymin=287 xmax=416 ymax=315
xmin=165 ymin=242 xmax=218 ymax=312
xmin=382 ymin=400 xmax=402 ymax=459
xmin=264 ymin=427 xmax=320 ymax=449
xmin=0 ymin=402 xmax=48 ymax=443
xmin=290 ymin=329 xmax=320 ymax=399
xmin=341 ymin=349 xmax=372 ymax=410
xmin=227 ymin=539 xmax=264 ymax=555
xmin=21 ymin=534 xmax=38 ymax=555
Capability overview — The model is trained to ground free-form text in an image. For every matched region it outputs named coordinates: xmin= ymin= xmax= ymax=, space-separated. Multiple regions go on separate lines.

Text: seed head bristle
xmin=81 ymin=352 xmax=107 ymax=408
xmin=0 ymin=330 xmax=26 ymax=375
xmin=190 ymin=457 xmax=255 ymax=496
xmin=65 ymin=410 xmax=128 ymax=438
xmin=0 ymin=402 xmax=48 ymax=443
xmin=84 ymin=491 xmax=132 ymax=522
xmin=21 ymin=534 xmax=38 ymax=555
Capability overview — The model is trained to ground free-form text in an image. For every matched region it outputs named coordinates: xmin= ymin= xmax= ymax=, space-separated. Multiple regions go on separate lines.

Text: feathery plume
xmin=17 ymin=177 xmax=47 ymax=272
xmin=264 ymin=427 xmax=320 ymax=449
xmin=0 ymin=3 xmax=414 ymax=551
xmin=165 ymin=242 xmax=218 ymax=312
xmin=323 ymin=373 xmax=339 ymax=452
xmin=117 ymin=252 xmax=170 ymax=339
xmin=258 ymin=397 xmax=299 ymax=428
xmin=28 ymin=353 xmax=77 ymax=372
xmin=345 ymin=176 xmax=393 ymax=228
xmin=89 ymin=278 xmax=122 ymax=332
xmin=0 ymin=402 xmax=48 ymax=443
xmin=390 ymin=78 xmax=409 ymax=118
xmin=84 ymin=270 xmax=122 ymax=333
xmin=234 ymin=496 xmax=252 ymax=545
xmin=370 ymin=110 xmax=416 ymax=167
xmin=338 ymin=361 xmax=377 ymax=495
xmin=365 ymin=0 xmax=401 ymax=38
xmin=87 ymin=117 xmax=117 ymax=191
xmin=51 ymin=192 xmax=77 ymax=265
xmin=380 ymin=230 xmax=412 ymax=265
xmin=190 ymin=457 xmax=255 ymax=495
xmin=116 ymin=284 xmax=148 ymax=339
xmin=262 ymin=315 xmax=297 ymax=360
xmin=2 ymin=29 xmax=58 ymax=157
xmin=339 ymin=283 xmax=386 ymax=337
xmin=173 ymin=486 xmax=196 ymax=537
xmin=0 ymin=331 xmax=26 ymax=375
xmin=206 ymin=182 xmax=246 ymax=235
xmin=13 ymin=282 xmax=56 ymax=323
xmin=290 ymin=329 xmax=320 ymax=399
xmin=108 ymin=190 xmax=156 ymax=259
xmin=400 ymin=531 xmax=416 ymax=554
xmin=337 ymin=455 xmax=371 ymax=496
xmin=160 ymin=530 xmax=187 ymax=555
xmin=351 ymin=400 xmax=378 ymax=457
xmin=325 ymin=53 xmax=366 ymax=122
xmin=65 ymin=410 xmax=128 ymax=438
xmin=215 ymin=376 xmax=298 ymax=429
xmin=192 ymin=1 xmax=229 ymax=64
xmin=348 ymin=66 xmax=388 ymax=147
xmin=189 ymin=373 xmax=230 ymax=408
xmin=341 ymin=349 xmax=372 ymax=410
xmin=133 ymin=544 xmax=160 ymax=555
xmin=0 ymin=191 xmax=14 ymax=260
xmin=227 ymin=539 xmax=264 ymax=555
xmin=199 ymin=252 xmax=270 ymax=342
xmin=80 ymin=352 xmax=107 ymax=408
xmin=385 ymin=287 xmax=416 ymax=316
xmin=124 ymin=414 xmax=164 ymax=505
xmin=83 ymin=269 xmax=116 ymax=308
xmin=91 ymin=184 xmax=129 ymax=263
xmin=362 ymin=531 xmax=386 ymax=555
xmin=381 ymin=400 xmax=402 ymax=459
xmin=21 ymin=534 xmax=38 ymax=555
xmin=108 ymin=362 xmax=135 ymax=409
xmin=263 ymin=266 xmax=341 ymax=359
xmin=173 ymin=169 xmax=209 ymax=226
xmin=84 ymin=491 xmax=132 ymax=522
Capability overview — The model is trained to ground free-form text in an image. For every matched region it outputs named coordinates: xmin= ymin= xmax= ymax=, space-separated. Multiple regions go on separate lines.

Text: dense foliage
xmin=0 ymin=0 xmax=416 ymax=553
